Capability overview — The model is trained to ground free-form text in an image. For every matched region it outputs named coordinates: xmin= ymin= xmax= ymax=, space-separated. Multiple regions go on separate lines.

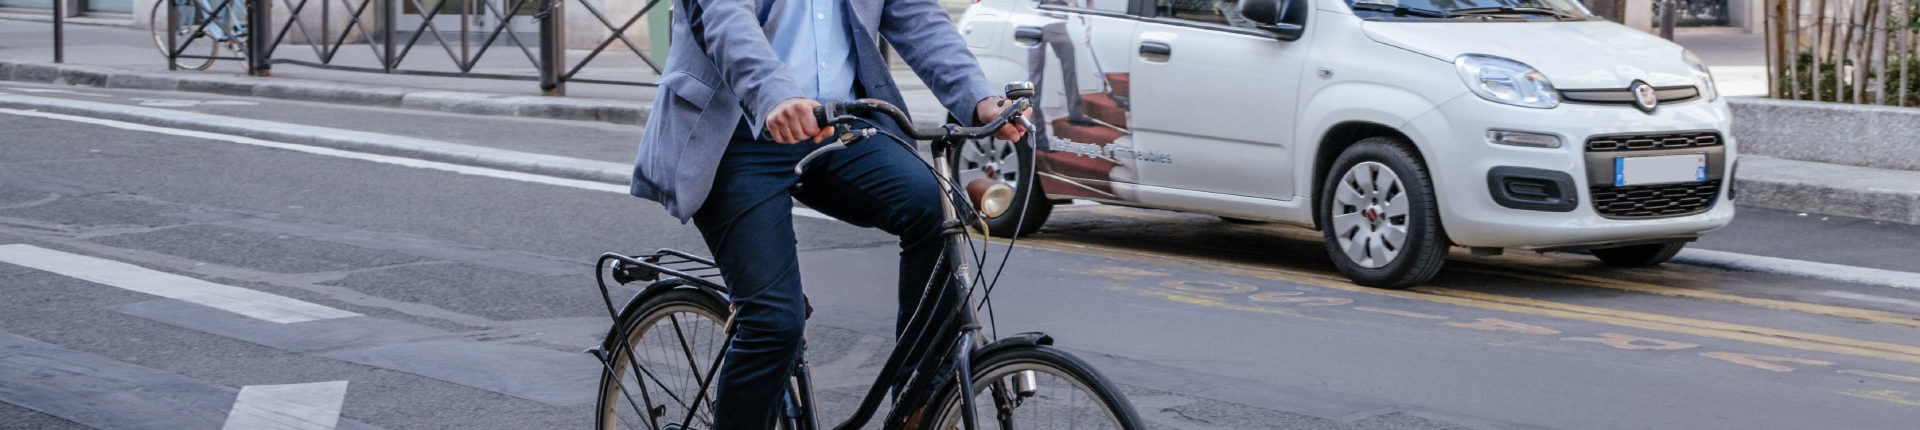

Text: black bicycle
xmin=588 ymin=83 xmax=1143 ymax=430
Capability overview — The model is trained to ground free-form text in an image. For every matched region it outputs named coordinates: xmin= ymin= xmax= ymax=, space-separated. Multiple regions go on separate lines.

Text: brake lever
xmin=793 ymin=126 xmax=877 ymax=176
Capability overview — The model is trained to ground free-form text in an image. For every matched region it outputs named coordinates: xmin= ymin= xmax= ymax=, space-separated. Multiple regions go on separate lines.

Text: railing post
xmin=383 ymin=0 xmax=397 ymax=72
xmin=167 ymin=0 xmax=179 ymax=70
xmin=51 ymin=0 xmax=64 ymax=63
xmin=249 ymin=0 xmax=272 ymax=76
xmin=540 ymin=0 xmax=565 ymax=95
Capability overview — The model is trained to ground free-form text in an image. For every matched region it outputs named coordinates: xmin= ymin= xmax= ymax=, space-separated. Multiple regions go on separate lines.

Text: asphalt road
xmin=3 ymin=82 xmax=1920 ymax=429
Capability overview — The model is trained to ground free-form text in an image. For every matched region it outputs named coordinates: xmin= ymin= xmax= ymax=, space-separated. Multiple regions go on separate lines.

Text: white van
xmin=950 ymin=0 xmax=1736 ymax=288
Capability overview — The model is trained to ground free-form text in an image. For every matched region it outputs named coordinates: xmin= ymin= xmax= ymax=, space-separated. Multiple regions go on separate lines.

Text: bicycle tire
xmin=150 ymin=0 xmax=218 ymax=71
xmin=920 ymin=345 xmax=1143 ymax=430
xmin=595 ymin=286 xmax=731 ymax=430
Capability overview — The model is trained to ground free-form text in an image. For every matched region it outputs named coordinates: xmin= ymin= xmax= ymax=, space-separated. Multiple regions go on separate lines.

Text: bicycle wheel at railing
xmin=921 ymin=345 xmax=1144 ymax=430
xmin=149 ymin=0 xmax=218 ymax=71
xmin=596 ymin=285 xmax=729 ymax=430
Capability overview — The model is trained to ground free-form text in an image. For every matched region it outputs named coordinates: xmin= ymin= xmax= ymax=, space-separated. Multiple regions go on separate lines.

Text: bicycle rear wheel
xmin=150 ymin=0 xmax=219 ymax=71
xmin=596 ymin=286 xmax=730 ymax=430
xmin=922 ymin=346 xmax=1143 ymax=430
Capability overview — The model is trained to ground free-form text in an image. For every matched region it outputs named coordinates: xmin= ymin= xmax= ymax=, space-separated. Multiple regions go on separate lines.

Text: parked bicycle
xmin=587 ymin=83 xmax=1143 ymax=430
xmin=150 ymin=0 xmax=249 ymax=71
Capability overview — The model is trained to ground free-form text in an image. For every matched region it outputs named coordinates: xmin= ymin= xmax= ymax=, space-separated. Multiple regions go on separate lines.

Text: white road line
xmin=1674 ymin=248 xmax=1920 ymax=291
xmin=5 ymin=87 xmax=113 ymax=97
xmin=0 ymin=244 xmax=359 ymax=323
xmin=222 ymin=381 xmax=350 ymax=430
xmin=5 ymin=107 xmax=1915 ymax=291
xmin=0 ymin=108 xmax=628 ymax=195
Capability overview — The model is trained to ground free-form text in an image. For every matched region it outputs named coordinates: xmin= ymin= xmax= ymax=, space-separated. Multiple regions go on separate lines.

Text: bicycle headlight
xmin=1455 ymin=54 xmax=1559 ymax=109
xmin=1683 ymin=49 xmax=1719 ymax=102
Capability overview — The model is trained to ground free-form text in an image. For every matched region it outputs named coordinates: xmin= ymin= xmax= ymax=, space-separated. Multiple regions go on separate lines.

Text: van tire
xmin=1318 ymin=137 xmax=1448 ymax=289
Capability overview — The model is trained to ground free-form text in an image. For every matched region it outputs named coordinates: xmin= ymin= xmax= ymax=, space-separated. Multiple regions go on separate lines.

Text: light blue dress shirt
xmin=769 ymin=0 xmax=858 ymax=102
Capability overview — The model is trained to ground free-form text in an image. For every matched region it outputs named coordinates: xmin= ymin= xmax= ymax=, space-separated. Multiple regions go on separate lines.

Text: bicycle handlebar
xmin=793 ymin=82 xmax=1034 ymax=177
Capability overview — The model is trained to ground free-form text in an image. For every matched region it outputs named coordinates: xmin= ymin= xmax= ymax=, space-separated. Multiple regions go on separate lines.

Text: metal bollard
xmin=249 ymin=0 xmax=272 ymax=76
xmin=539 ymin=0 xmax=566 ymax=96
xmin=1658 ymin=0 xmax=1677 ymax=40
xmin=52 ymin=0 xmax=64 ymax=63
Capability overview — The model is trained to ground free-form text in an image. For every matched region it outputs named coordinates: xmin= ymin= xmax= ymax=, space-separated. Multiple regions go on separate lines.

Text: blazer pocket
xmin=659 ymin=71 xmax=715 ymax=110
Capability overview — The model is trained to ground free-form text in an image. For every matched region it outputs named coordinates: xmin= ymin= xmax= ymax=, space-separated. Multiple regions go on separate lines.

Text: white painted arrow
xmin=222 ymin=381 xmax=351 ymax=430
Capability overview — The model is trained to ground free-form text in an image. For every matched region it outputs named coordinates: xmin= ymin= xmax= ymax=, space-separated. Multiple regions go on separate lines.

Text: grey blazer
xmin=629 ymin=0 xmax=998 ymax=221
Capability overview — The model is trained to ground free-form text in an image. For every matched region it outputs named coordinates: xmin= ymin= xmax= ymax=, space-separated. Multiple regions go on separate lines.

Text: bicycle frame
xmin=593 ymin=100 xmax=1038 ymax=430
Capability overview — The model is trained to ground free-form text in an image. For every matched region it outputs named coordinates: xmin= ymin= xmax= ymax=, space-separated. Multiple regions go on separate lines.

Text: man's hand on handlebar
xmin=974 ymin=96 xmax=1032 ymax=142
xmin=767 ymin=98 xmax=838 ymax=144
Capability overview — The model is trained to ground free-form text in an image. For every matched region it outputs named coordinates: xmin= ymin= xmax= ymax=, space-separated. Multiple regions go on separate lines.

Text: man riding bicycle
xmin=626 ymin=0 xmax=1028 ymax=426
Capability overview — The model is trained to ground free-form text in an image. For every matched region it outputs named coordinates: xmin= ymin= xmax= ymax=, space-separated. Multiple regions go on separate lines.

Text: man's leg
xmin=1026 ymin=34 xmax=1052 ymax=141
xmin=790 ymin=118 xmax=950 ymax=339
xmin=1043 ymin=23 xmax=1086 ymax=123
xmin=693 ymin=129 xmax=815 ymax=430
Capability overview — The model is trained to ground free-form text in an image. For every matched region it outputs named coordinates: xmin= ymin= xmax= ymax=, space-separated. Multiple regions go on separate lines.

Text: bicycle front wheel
xmin=150 ymin=0 xmax=218 ymax=71
xmin=595 ymin=286 xmax=730 ymax=430
xmin=923 ymin=345 xmax=1143 ymax=430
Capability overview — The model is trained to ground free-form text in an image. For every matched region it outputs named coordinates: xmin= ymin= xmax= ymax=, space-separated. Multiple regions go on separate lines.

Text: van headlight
xmin=1683 ymin=49 xmax=1719 ymax=102
xmin=1455 ymin=54 xmax=1559 ymax=109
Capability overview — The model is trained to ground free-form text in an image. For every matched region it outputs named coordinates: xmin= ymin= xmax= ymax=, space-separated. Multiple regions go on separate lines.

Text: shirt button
xmin=816 ymin=13 xmax=825 ymax=19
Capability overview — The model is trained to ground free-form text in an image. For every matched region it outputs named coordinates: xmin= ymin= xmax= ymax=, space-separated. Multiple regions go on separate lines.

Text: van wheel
xmin=945 ymin=133 xmax=1052 ymax=238
xmin=1590 ymin=242 xmax=1686 ymax=267
xmin=1319 ymin=137 xmax=1448 ymax=289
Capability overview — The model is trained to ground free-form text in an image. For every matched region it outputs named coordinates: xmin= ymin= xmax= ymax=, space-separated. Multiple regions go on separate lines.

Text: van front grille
xmin=1586 ymin=131 xmax=1722 ymax=152
xmin=1590 ymin=180 xmax=1722 ymax=219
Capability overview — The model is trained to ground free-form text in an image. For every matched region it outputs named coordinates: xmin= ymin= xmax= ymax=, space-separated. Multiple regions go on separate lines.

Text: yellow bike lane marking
xmin=1010 ymin=229 xmax=1920 ymax=409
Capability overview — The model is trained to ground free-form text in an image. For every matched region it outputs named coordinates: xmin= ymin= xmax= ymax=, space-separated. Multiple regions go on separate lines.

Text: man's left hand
xmin=974 ymin=96 xmax=1031 ymax=141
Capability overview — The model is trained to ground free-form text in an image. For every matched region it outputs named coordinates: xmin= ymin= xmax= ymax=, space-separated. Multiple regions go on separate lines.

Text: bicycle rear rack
xmin=593 ymin=249 xmax=724 ymax=321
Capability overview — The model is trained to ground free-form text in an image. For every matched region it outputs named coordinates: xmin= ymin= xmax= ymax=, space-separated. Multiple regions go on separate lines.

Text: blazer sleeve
xmin=685 ymin=0 xmax=805 ymax=134
xmin=877 ymin=0 xmax=999 ymax=126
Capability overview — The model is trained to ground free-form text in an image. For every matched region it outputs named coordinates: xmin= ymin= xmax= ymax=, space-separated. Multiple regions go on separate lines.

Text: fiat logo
xmin=1631 ymin=81 xmax=1658 ymax=113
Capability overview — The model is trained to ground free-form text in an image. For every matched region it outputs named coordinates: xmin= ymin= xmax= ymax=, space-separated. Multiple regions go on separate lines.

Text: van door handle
xmin=1139 ymin=41 xmax=1172 ymax=59
xmin=1014 ymin=26 xmax=1044 ymax=44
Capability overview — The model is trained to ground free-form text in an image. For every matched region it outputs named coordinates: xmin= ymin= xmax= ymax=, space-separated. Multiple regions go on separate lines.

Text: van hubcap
xmin=1331 ymin=162 xmax=1409 ymax=269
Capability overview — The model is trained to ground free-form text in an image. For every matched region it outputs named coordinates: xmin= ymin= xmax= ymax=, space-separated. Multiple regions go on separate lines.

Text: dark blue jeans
xmin=694 ymin=117 xmax=947 ymax=430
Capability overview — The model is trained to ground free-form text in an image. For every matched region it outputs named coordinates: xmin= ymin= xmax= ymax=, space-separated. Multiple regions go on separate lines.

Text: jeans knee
xmin=895 ymin=195 xmax=943 ymax=246
xmin=735 ymin=300 xmax=808 ymax=347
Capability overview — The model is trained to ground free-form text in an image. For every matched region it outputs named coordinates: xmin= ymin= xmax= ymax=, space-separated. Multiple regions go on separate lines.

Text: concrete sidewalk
xmin=3 ymin=17 xmax=1917 ymax=225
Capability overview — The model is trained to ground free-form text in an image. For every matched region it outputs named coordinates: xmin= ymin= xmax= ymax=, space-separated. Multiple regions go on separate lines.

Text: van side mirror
xmin=1238 ymin=0 xmax=1306 ymax=41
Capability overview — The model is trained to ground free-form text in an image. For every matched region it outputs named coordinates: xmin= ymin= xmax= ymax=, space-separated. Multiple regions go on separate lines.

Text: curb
xmin=0 ymin=60 xmax=650 ymax=126
xmin=1732 ymin=155 xmax=1920 ymax=225
xmin=0 ymin=92 xmax=632 ymax=185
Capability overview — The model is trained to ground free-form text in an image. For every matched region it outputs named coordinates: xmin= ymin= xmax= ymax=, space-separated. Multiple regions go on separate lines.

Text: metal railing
xmin=1765 ymin=0 xmax=1919 ymax=107
xmin=160 ymin=0 xmax=667 ymax=95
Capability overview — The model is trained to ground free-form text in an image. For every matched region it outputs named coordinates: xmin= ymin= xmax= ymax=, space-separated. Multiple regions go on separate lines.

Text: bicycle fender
xmin=596 ymin=278 xmax=729 ymax=352
xmin=972 ymin=332 xmax=1054 ymax=360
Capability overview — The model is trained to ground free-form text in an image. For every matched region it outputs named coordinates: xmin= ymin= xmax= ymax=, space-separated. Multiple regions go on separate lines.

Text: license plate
xmin=1614 ymin=154 xmax=1707 ymax=186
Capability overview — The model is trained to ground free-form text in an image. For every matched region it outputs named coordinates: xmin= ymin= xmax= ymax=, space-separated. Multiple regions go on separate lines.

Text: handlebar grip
xmin=813 ymin=104 xmax=831 ymax=129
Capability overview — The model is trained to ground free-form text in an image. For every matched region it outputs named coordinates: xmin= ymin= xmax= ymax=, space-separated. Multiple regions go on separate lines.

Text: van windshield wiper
xmin=1449 ymin=6 xmax=1579 ymax=19
xmin=1347 ymin=3 xmax=1455 ymax=18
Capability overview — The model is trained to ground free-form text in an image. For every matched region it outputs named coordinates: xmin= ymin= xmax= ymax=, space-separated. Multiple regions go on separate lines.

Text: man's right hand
xmin=767 ymin=98 xmax=835 ymax=144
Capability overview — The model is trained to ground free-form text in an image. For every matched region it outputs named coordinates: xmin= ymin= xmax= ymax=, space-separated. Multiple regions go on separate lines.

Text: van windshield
xmin=1345 ymin=0 xmax=1596 ymax=21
